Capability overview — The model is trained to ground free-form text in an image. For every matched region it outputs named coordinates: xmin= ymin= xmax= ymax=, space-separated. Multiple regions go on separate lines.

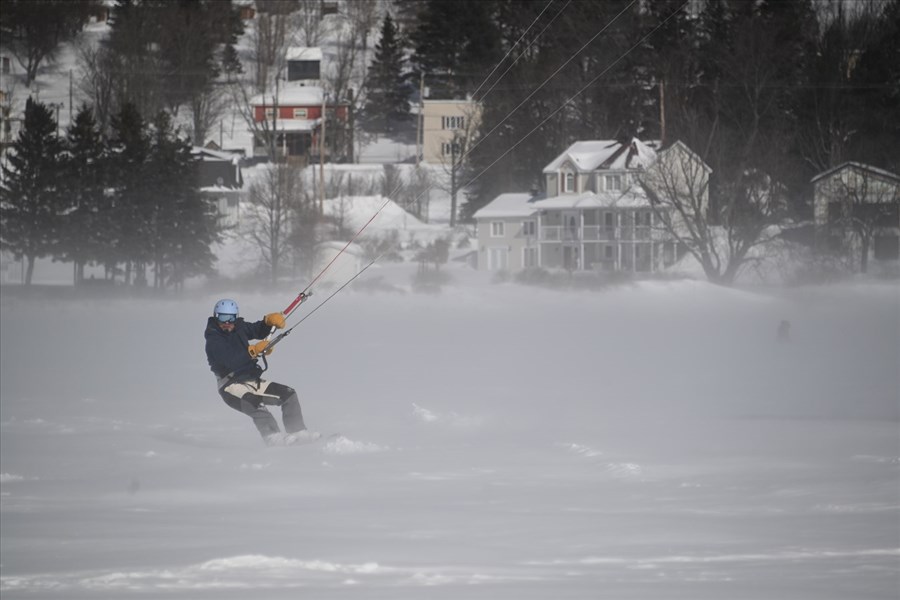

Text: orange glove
xmin=248 ymin=340 xmax=273 ymax=358
xmin=264 ymin=312 xmax=286 ymax=329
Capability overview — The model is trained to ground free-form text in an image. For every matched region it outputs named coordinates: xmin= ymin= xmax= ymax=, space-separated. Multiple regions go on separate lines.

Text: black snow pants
xmin=219 ymin=379 xmax=306 ymax=438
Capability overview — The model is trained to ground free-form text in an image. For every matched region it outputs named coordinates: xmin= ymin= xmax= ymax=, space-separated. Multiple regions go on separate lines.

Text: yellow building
xmin=420 ymin=99 xmax=481 ymax=166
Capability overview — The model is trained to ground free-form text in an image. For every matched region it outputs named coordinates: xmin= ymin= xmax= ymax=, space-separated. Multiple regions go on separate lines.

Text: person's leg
xmin=220 ymin=389 xmax=280 ymax=438
xmin=254 ymin=381 xmax=306 ymax=434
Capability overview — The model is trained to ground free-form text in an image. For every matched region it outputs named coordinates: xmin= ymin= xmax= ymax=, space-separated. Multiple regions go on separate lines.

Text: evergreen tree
xmin=60 ymin=104 xmax=108 ymax=284
xmin=104 ymin=0 xmax=243 ymax=119
xmin=145 ymin=111 xmax=218 ymax=288
xmin=365 ymin=14 xmax=410 ymax=133
xmin=639 ymin=0 xmax=700 ymax=143
xmin=410 ymin=0 xmax=502 ymax=99
xmin=463 ymin=0 xmax=641 ymax=218
xmin=108 ymin=102 xmax=150 ymax=284
xmin=0 ymin=98 xmax=64 ymax=284
xmin=845 ymin=0 xmax=900 ymax=172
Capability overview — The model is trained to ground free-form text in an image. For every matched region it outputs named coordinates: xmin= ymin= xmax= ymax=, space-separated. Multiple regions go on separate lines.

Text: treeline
xmin=453 ymin=0 xmax=900 ymax=218
xmin=0 ymin=98 xmax=218 ymax=287
xmin=374 ymin=0 xmax=899 ymax=220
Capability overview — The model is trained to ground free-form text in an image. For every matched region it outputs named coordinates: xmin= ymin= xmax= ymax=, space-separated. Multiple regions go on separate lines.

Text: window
xmin=292 ymin=108 xmax=308 ymax=119
xmin=523 ymin=247 xmax=537 ymax=268
xmin=442 ymin=116 xmax=465 ymax=129
xmin=264 ymin=107 xmax=276 ymax=119
xmin=441 ymin=142 xmax=461 ymax=157
xmin=563 ymin=172 xmax=575 ymax=193
xmin=605 ymin=174 xmax=622 ymax=191
xmin=522 ymin=220 xmax=536 ymax=237
xmin=287 ymin=60 xmax=320 ymax=81
xmin=490 ymin=221 xmax=505 ymax=237
xmin=604 ymin=212 xmax=615 ymax=227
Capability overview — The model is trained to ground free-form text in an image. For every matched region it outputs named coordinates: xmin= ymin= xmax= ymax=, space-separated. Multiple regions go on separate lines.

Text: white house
xmin=474 ymin=138 xmax=710 ymax=274
xmin=472 ymin=192 xmax=538 ymax=272
xmin=811 ymin=162 xmax=900 ymax=268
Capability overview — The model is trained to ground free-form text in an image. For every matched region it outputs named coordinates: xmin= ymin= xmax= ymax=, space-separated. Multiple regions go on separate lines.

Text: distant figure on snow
xmin=776 ymin=319 xmax=791 ymax=343
xmin=205 ymin=299 xmax=319 ymax=446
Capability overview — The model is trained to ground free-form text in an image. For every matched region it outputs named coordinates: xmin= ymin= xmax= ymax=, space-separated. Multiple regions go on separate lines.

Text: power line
xmin=460 ymin=1 xmax=691 ymax=194
xmin=293 ymin=2 xmax=687 ymax=323
xmin=462 ymin=0 xmax=639 ymax=169
xmin=472 ymin=0 xmax=562 ymax=103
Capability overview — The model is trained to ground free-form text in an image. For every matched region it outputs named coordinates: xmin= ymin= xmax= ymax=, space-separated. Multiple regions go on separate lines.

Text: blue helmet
xmin=213 ymin=299 xmax=239 ymax=322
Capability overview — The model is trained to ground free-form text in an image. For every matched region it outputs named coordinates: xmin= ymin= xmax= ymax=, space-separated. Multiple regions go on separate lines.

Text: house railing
xmin=540 ymin=226 xmax=658 ymax=242
xmin=540 ymin=226 xmax=581 ymax=241
xmin=582 ymin=226 xmax=618 ymax=241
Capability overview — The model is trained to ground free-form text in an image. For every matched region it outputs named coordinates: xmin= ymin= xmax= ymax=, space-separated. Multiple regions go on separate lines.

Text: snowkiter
xmin=205 ymin=299 xmax=318 ymax=446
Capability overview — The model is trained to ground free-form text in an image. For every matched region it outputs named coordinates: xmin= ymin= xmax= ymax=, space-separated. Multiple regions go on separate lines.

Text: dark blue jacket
xmin=205 ymin=316 xmax=273 ymax=382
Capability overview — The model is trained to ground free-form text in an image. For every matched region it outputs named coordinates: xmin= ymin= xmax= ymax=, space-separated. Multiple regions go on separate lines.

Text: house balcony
xmin=540 ymin=226 xmax=658 ymax=242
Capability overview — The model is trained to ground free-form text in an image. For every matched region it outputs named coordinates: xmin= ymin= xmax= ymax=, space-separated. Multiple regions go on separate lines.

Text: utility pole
xmin=53 ymin=103 xmax=61 ymax=136
xmin=347 ymin=88 xmax=355 ymax=163
xmin=659 ymin=80 xmax=666 ymax=146
xmin=450 ymin=138 xmax=457 ymax=228
xmin=319 ymin=90 xmax=326 ymax=215
xmin=270 ymin=76 xmax=280 ymax=160
xmin=416 ymin=73 xmax=424 ymax=166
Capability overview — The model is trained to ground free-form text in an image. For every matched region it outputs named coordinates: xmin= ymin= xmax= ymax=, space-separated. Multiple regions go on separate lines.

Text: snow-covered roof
xmin=286 ymin=47 xmax=322 ymax=62
xmin=472 ymin=193 xmax=537 ymax=219
xmin=657 ymin=140 xmax=712 ymax=173
xmin=533 ymin=192 xmax=606 ymax=210
xmin=811 ymin=161 xmax=900 ymax=184
xmin=532 ymin=189 xmax=652 ymax=210
xmin=543 ymin=139 xmax=661 ymax=174
xmin=200 ymin=185 xmax=243 ymax=193
xmin=251 ymin=85 xmax=324 ymax=106
xmin=270 ymin=118 xmax=322 ymax=132
xmin=192 ymin=147 xmax=242 ymax=164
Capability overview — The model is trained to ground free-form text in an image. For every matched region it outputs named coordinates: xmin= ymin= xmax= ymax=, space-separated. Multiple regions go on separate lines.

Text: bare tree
xmin=291 ymin=0 xmax=323 ymax=47
xmin=435 ymin=103 xmax=481 ymax=226
xmin=229 ymin=76 xmax=280 ymax=159
xmin=381 ymin=163 xmax=403 ymax=201
xmin=188 ymin=84 xmax=229 ymax=147
xmin=245 ymin=162 xmax=304 ymax=283
xmin=318 ymin=1 xmax=383 ymax=162
xmin=797 ymin=0 xmax=886 ymax=173
xmin=399 ymin=165 xmax=433 ymax=221
xmin=641 ymin=142 xmax=786 ymax=285
xmin=75 ymin=40 xmax=117 ymax=135
xmin=825 ymin=166 xmax=900 ymax=273
xmin=249 ymin=2 xmax=292 ymax=92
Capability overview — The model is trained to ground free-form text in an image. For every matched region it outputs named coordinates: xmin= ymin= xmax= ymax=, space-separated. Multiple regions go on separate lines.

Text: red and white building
xmin=250 ymin=47 xmax=350 ymax=163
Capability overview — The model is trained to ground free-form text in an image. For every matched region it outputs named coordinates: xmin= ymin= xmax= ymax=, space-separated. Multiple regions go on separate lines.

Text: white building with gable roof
xmin=474 ymin=139 xmax=710 ymax=274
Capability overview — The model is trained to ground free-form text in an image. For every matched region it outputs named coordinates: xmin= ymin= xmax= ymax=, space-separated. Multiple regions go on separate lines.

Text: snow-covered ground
xmin=1 ymin=275 xmax=898 ymax=599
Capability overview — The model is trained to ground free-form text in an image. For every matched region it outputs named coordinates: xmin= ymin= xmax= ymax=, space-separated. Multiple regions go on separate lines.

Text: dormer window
xmin=563 ymin=172 xmax=575 ymax=193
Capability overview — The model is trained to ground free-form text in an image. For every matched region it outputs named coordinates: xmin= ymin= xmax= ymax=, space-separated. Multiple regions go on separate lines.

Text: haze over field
xmin=1 ymin=274 xmax=898 ymax=599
